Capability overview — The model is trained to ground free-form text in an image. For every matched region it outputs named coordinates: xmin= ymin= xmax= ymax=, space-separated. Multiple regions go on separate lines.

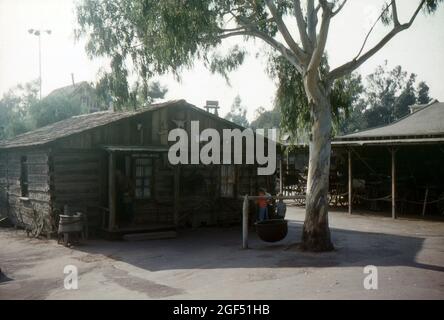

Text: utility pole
xmin=28 ymin=28 xmax=51 ymax=100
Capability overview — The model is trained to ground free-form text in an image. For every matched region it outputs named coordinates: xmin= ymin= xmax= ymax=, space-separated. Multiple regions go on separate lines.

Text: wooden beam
xmin=108 ymin=152 xmax=116 ymax=231
xmin=391 ymin=148 xmax=397 ymax=219
xmin=348 ymin=148 xmax=353 ymax=215
xmin=279 ymin=157 xmax=283 ymax=194
xmin=242 ymin=194 xmax=249 ymax=249
xmin=422 ymin=187 xmax=428 ymax=217
xmin=173 ymin=165 xmax=180 ymax=228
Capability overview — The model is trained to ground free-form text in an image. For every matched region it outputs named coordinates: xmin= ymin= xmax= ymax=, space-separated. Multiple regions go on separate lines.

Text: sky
xmin=1 ymin=0 xmax=443 ymax=121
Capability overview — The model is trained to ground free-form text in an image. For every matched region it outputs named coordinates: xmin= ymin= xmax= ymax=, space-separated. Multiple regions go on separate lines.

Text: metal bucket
xmin=58 ymin=213 xmax=83 ymax=233
xmin=255 ymin=219 xmax=288 ymax=242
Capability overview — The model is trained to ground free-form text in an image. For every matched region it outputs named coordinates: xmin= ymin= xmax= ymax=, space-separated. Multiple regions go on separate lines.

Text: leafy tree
xmin=224 ymin=95 xmax=249 ymax=127
xmin=268 ymin=55 xmax=363 ymax=141
xmin=393 ymin=73 xmax=417 ymax=120
xmin=76 ymin=0 xmax=442 ymax=251
xmin=29 ymin=94 xmax=82 ymax=128
xmin=339 ymin=63 xmax=434 ymax=134
xmin=0 ymin=81 xmax=39 ymax=139
xmin=416 ymin=81 xmax=431 ymax=104
xmin=250 ymin=107 xmax=281 ymax=130
xmin=95 ymin=71 xmax=168 ymax=110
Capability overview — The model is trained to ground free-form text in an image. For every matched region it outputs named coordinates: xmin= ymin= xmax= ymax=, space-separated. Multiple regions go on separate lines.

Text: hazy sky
xmin=1 ymin=0 xmax=443 ymax=120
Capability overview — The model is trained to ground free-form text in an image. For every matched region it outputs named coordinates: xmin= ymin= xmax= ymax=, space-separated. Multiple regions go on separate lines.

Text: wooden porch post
xmin=242 ymin=195 xmax=249 ymax=249
xmin=108 ymin=152 xmax=116 ymax=231
xmin=173 ymin=165 xmax=180 ymax=228
xmin=422 ymin=187 xmax=429 ymax=217
xmin=391 ymin=148 xmax=397 ymax=219
xmin=279 ymin=156 xmax=283 ymax=194
xmin=348 ymin=148 xmax=352 ymax=215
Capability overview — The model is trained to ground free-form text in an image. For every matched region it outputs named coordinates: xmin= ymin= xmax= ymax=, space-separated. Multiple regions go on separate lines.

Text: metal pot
xmin=254 ymin=219 xmax=288 ymax=242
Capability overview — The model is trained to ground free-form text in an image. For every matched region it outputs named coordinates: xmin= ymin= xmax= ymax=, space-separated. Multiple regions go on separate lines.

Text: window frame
xmin=133 ymin=157 xmax=154 ymax=200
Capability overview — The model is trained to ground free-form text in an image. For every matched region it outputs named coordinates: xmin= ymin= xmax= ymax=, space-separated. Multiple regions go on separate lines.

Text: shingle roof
xmin=336 ymin=100 xmax=444 ymax=141
xmin=0 ymin=100 xmax=187 ymax=149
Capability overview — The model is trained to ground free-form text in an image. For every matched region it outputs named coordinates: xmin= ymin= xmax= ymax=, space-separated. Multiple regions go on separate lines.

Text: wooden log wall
xmin=0 ymin=152 xmax=8 ymax=217
xmin=3 ymin=150 xmax=53 ymax=232
xmin=52 ymin=150 xmax=105 ymax=227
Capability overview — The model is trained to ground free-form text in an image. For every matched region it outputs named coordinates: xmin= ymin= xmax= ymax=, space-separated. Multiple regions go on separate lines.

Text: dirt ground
xmin=1 ymin=206 xmax=444 ymax=300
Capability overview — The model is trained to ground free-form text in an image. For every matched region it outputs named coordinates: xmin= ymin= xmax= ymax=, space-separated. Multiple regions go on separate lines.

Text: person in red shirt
xmin=256 ymin=189 xmax=270 ymax=221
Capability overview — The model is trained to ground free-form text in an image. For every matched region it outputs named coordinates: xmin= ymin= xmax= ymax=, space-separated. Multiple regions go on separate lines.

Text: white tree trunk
xmin=302 ymin=82 xmax=334 ymax=251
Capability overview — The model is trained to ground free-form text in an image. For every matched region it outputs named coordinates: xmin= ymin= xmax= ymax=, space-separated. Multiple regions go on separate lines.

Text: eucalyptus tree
xmin=225 ymin=95 xmax=250 ymax=127
xmin=76 ymin=0 xmax=442 ymax=251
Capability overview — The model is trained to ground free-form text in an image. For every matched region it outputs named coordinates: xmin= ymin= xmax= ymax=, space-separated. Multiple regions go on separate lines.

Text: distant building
xmin=45 ymin=81 xmax=107 ymax=113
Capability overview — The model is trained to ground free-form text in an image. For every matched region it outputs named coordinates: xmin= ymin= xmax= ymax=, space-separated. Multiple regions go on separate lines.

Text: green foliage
xmin=417 ymin=81 xmax=431 ymax=104
xmin=338 ymin=63 xmax=433 ymax=134
xmin=381 ymin=0 xmax=443 ymax=26
xmin=267 ymin=55 xmax=363 ymax=139
xmin=29 ymin=95 xmax=82 ymax=128
xmin=0 ymin=78 xmax=169 ymax=140
xmin=0 ymin=81 xmax=39 ymax=139
xmin=75 ymin=0 xmax=442 ymax=131
xmin=209 ymin=46 xmax=246 ymax=84
xmin=250 ymin=106 xmax=281 ymax=130
xmin=74 ymin=0 xmax=285 ymax=107
xmin=224 ymin=95 xmax=249 ymax=128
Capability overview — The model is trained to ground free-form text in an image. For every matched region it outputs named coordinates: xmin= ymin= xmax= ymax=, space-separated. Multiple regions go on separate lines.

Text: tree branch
xmin=327 ymin=0 xmax=426 ymax=82
xmin=307 ymin=0 xmax=318 ymax=45
xmin=392 ymin=0 xmax=400 ymax=26
xmin=218 ymin=26 xmax=248 ymax=33
xmin=332 ymin=0 xmax=348 ymax=17
xmin=293 ymin=0 xmax=313 ymax=52
xmin=353 ymin=2 xmax=392 ymax=61
xmin=265 ymin=0 xmax=307 ymax=60
xmin=216 ymin=29 xmax=305 ymax=74
xmin=308 ymin=1 xmax=332 ymax=73
xmin=216 ymin=30 xmax=251 ymax=40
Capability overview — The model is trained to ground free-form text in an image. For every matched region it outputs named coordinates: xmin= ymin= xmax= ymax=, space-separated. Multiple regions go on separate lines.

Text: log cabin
xmin=0 ymin=100 xmax=278 ymax=236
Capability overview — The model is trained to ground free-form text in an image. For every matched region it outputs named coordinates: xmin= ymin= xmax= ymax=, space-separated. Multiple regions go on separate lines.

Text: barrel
xmin=58 ymin=213 xmax=83 ymax=233
xmin=254 ymin=219 xmax=288 ymax=242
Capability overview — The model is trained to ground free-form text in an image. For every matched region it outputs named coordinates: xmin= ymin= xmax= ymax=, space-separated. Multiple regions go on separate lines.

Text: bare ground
xmin=1 ymin=206 xmax=444 ymax=300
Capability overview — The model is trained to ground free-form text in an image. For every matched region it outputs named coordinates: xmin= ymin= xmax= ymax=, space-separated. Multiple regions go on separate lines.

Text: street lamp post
xmin=28 ymin=28 xmax=51 ymax=100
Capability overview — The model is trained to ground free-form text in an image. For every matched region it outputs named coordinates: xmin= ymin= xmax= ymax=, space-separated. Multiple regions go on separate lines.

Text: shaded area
xmin=73 ymin=221 xmax=444 ymax=273
xmin=0 ymin=269 xmax=14 ymax=284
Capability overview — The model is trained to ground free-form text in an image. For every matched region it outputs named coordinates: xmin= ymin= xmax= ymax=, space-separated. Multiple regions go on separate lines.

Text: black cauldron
xmin=255 ymin=219 xmax=288 ymax=242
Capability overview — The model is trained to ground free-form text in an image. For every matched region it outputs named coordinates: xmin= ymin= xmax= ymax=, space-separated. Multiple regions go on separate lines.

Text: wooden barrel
xmin=58 ymin=214 xmax=83 ymax=233
xmin=254 ymin=219 xmax=288 ymax=242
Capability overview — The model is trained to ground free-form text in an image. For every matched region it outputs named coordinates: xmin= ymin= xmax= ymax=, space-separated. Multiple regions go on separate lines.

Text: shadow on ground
xmin=73 ymin=221 xmax=444 ymax=273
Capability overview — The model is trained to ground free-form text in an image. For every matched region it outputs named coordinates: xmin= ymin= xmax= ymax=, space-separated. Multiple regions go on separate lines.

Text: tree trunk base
xmin=300 ymin=224 xmax=334 ymax=252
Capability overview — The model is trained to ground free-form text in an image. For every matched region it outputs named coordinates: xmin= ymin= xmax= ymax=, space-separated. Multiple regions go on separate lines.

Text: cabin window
xmin=134 ymin=158 xmax=153 ymax=199
xmin=20 ymin=156 xmax=29 ymax=197
xmin=220 ymin=165 xmax=235 ymax=197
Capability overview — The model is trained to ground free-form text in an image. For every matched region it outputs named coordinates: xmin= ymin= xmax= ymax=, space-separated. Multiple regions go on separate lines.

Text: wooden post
xmin=279 ymin=157 xmax=283 ymax=194
xmin=422 ymin=187 xmax=429 ymax=217
xmin=108 ymin=152 xmax=116 ymax=231
xmin=173 ymin=165 xmax=180 ymax=227
xmin=242 ymin=195 xmax=249 ymax=249
xmin=348 ymin=148 xmax=352 ymax=215
xmin=391 ymin=148 xmax=397 ymax=219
